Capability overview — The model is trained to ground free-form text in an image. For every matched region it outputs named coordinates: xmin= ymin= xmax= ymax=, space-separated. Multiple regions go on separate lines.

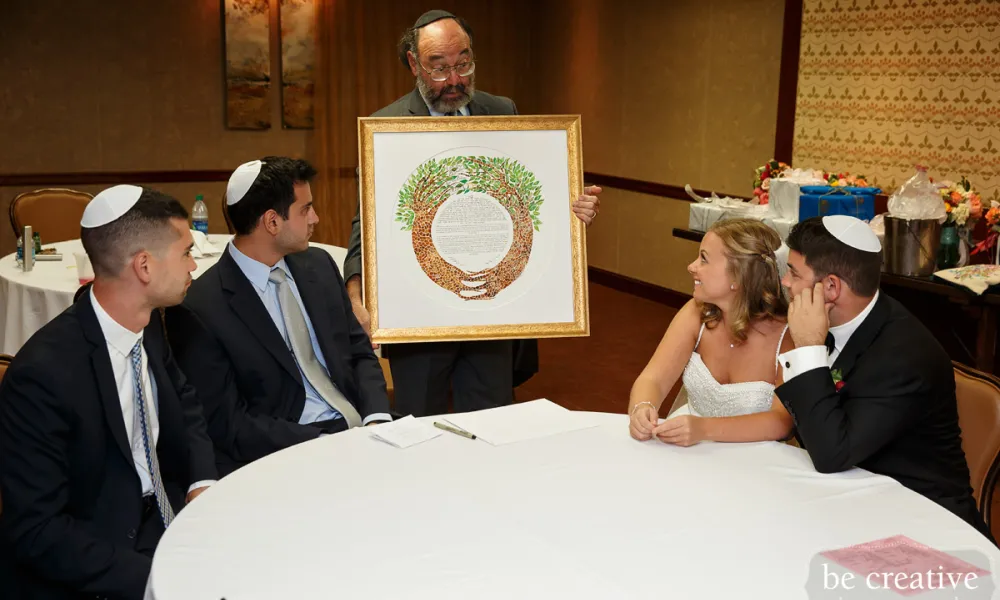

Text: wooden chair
xmin=953 ymin=361 xmax=1000 ymax=540
xmin=9 ymin=188 xmax=93 ymax=243
xmin=379 ymin=356 xmax=394 ymax=406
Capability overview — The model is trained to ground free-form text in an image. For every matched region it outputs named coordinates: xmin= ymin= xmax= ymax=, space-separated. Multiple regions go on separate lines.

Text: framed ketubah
xmin=357 ymin=114 xmax=590 ymax=344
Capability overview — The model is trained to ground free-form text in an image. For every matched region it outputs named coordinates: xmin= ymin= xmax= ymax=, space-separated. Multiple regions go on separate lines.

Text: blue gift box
xmin=798 ymin=186 xmax=881 ymax=222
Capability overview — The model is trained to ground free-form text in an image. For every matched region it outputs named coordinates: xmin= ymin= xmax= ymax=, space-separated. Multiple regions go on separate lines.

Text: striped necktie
xmin=130 ymin=341 xmax=174 ymax=529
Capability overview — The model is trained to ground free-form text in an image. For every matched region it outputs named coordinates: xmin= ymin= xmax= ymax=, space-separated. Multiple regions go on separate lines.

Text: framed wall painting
xmin=278 ymin=0 xmax=315 ymax=128
xmin=358 ymin=115 xmax=590 ymax=344
xmin=222 ymin=0 xmax=272 ymax=130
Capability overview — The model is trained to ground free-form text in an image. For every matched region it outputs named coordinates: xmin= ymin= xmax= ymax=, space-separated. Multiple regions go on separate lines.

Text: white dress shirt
xmin=779 ymin=291 xmax=880 ymax=382
xmin=90 ymin=289 xmax=214 ymax=495
xmin=227 ymin=243 xmax=389 ymax=426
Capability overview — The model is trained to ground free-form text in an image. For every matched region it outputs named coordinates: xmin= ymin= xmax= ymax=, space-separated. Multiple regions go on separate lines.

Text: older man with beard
xmin=343 ymin=9 xmax=601 ymax=419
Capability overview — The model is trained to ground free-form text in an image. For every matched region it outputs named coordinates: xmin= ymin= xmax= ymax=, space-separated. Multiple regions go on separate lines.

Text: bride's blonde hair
xmin=700 ymin=218 xmax=787 ymax=343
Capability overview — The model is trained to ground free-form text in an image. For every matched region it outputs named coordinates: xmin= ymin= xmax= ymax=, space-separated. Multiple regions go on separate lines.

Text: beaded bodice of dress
xmin=681 ymin=323 xmax=787 ymax=418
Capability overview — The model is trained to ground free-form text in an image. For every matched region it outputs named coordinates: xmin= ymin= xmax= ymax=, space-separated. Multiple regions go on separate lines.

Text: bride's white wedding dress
xmin=670 ymin=323 xmax=788 ymax=418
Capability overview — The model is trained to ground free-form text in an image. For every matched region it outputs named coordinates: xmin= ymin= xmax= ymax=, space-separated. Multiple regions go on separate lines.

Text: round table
xmin=0 ymin=234 xmax=347 ymax=355
xmin=146 ymin=412 xmax=999 ymax=600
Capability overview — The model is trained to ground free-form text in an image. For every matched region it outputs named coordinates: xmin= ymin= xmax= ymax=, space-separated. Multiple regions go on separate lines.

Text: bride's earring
xmin=730 ymin=283 xmax=735 ymax=290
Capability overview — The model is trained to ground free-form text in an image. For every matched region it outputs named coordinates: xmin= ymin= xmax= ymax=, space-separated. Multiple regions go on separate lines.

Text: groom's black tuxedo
xmin=776 ymin=294 xmax=992 ymax=541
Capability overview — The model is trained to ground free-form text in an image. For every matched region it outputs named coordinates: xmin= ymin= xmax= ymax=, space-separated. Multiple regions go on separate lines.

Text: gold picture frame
xmin=358 ymin=115 xmax=589 ymax=344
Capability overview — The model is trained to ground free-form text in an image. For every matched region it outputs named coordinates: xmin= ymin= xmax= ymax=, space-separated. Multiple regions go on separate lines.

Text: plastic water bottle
xmin=16 ymin=225 xmax=34 ymax=271
xmin=192 ymin=194 xmax=209 ymax=234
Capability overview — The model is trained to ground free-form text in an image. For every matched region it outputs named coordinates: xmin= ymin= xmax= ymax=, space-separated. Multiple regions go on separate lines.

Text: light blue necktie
xmin=130 ymin=341 xmax=174 ymax=529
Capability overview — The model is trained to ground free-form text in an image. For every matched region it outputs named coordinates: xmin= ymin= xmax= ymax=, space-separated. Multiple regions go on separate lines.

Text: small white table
xmin=0 ymin=234 xmax=347 ymax=355
xmin=145 ymin=412 xmax=999 ymax=600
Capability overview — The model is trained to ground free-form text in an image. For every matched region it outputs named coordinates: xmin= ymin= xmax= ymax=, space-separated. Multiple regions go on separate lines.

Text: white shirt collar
xmin=829 ymin=290 xmax=879 ymax=353
xmin=228 ymin=242 xmax=292 ymax=294
xmin=90 ymin=287 xmax=143 ymax=357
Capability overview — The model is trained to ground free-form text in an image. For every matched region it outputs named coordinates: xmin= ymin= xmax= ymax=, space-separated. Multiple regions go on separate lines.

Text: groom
xmin=776 ymin=215 xmax=992 ymax=541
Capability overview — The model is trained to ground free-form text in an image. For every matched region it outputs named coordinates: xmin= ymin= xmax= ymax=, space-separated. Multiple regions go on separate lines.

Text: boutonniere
xmin=831 ymin=369 xmax=845 ymax=392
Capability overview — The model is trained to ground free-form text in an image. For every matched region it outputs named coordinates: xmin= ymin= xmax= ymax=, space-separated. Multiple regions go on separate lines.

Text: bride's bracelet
xmin=630 ymin=401 xmax=657 ymax=416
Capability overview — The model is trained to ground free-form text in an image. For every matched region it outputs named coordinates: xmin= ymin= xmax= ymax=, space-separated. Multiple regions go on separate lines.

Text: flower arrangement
xmin=825 ymin=172 xmax=870 ymax=187
xmin=939 ymin=177 xmax=983 ymax=229
xmin=933 ymin=176 xmax=987 ymax=265
xmin=971 ymin=199 xmax=1000 ymax=261
xmin=753 ymin=159 xmax=790 ymax=205
xmin=986 ymin=204 xmax=1000 ymax=231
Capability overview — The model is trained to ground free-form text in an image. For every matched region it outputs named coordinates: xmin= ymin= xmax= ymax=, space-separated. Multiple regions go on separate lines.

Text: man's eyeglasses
xmin=419 ymin=59 xmax=476 ymax=82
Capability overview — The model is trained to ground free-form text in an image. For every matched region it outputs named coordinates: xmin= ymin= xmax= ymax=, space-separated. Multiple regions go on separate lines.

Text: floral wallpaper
xmin=793 ymin=0 xmax=1000 ymax=203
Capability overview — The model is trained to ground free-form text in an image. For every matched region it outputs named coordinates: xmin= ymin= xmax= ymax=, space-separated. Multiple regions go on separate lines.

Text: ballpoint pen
xmin=433 ymin=421 xmax=477 ymax=440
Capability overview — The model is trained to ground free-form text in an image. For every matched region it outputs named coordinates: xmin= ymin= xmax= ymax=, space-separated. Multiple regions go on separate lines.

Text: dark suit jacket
xmin=0 ymin=292 xmax=217 ymax=600
xmin=344 ymin=88 xmax=539 ymax=385
xmin=165 ymin=247 xmax=390 ymax=476
xmin=776 ymin=294 xmax=991 ymax=540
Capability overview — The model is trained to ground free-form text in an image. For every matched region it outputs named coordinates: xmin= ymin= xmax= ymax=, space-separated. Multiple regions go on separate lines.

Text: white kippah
xmin=81 ymin=184 xmax=143 ymax=228
xmin=822 ymin=215 xmax=881 ymax=253
xmin=227 ymin=159 xmax=264 ymax=206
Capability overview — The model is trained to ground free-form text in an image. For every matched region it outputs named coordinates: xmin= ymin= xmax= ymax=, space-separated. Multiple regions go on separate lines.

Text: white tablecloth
xmin=0 ymin=234 xmax=347 ymax=355
xmin=146 ymin=412 xmax=999 ymax=600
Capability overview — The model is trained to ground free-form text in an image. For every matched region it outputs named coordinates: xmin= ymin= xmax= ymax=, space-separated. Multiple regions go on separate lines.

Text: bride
xmin=628 ymin=218 xmax=794 ymax=446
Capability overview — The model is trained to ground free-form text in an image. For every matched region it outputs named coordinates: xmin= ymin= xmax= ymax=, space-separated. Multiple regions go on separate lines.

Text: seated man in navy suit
xmin=0 ymin=185 xmax=217 ymax=599
xmin=166 ymin=157 xmax=391 ymax=476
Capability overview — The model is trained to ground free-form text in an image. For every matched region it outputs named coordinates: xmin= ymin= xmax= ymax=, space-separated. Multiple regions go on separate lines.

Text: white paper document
xmin=369 ymin=415 xmax=442 ymax=449
xmin=442 ymin=399 xmax=600 ymax=446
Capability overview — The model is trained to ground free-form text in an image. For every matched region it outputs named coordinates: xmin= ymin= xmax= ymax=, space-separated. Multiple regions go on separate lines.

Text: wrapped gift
xmin=689 ymin=202 xmax=726 ymax=231
xmin=688 ymin=196 xmax=771 ymax=232
xmin=762 ymin=215 xmax=796 ymax=240
xmin=798 ymin=186 xmax=881 ymax=222
xmin=769 ymin=171 xmax=827 ymax=220
xmin=688 ymin=203 xmax=731 ymax=231
xmin=688 ymin=202 xmax=796 ymax=240
xmin=769 ymin=179 xmax=800 ymax=220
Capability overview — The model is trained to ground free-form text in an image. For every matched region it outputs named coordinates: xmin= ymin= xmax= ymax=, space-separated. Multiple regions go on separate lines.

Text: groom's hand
xmin=788 ymin=281 xmax=831 ymax=348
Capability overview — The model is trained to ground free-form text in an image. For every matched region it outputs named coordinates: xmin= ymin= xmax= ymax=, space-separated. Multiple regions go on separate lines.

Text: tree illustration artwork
xmin=396 ymin=156 xmax=543 ymax=300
